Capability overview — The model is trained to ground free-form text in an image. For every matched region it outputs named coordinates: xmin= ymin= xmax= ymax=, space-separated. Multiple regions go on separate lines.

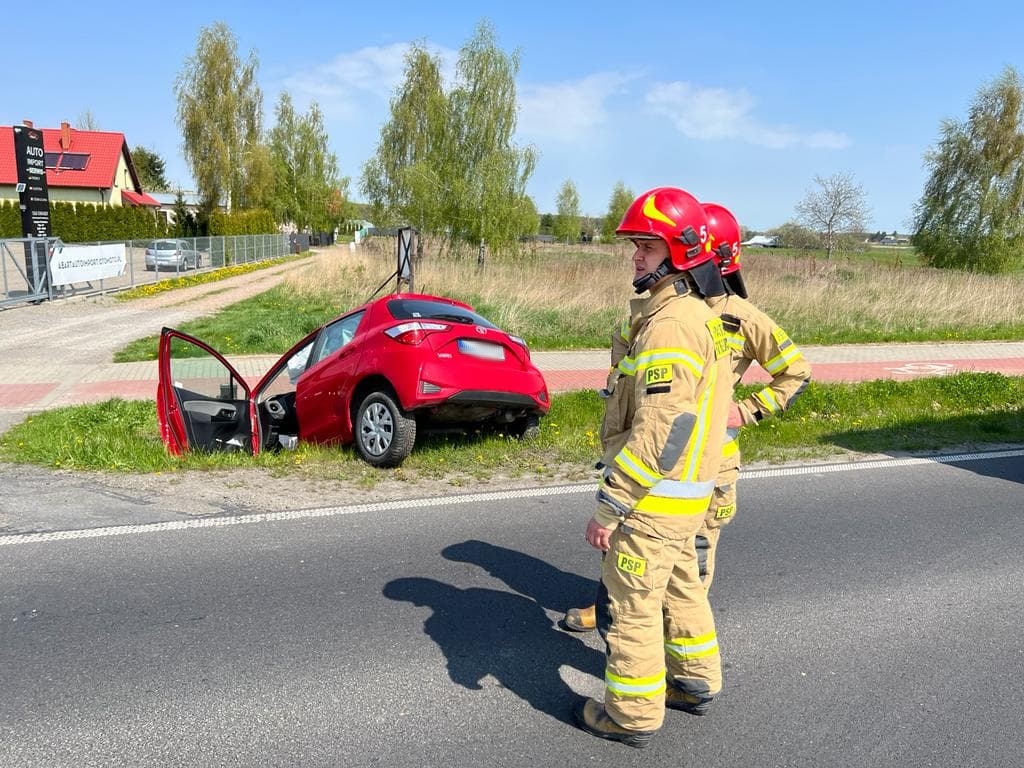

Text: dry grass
xmin=284 ymin=239 xmax=1024 ymax=346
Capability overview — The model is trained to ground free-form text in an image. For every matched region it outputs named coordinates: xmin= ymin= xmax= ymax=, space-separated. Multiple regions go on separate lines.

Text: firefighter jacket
xmin=705 ymin=293 xmax=812 ymax=427
xmin=594 ymin=276 xmax=732 ymax=537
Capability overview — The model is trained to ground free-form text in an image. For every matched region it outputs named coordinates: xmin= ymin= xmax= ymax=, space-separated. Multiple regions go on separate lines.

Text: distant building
xmin=741 ymin=234 xmax=781 ymax=248
xmin=149 ymin=191 xmax=205 ymax=228
xmin=0 ymin=121 xmax=161 ymax=210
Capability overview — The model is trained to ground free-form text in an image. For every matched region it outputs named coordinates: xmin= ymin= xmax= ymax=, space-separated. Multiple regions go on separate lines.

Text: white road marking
xmin=2 ymin=449 xmax=1022 ymax=547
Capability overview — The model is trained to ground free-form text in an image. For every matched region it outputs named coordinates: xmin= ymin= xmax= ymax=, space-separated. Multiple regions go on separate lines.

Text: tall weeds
xmin=285 ymin=240 xmax=1024 ymax=347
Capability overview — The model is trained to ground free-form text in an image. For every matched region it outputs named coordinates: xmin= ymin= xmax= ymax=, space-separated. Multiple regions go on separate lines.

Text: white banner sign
xmin=49 ymin=243 xmax=127 ymax=286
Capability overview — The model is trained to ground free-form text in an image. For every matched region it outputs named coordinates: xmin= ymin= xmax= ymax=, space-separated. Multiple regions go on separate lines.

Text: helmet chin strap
xmin=632 ymin=258 xmax=676 ymax=294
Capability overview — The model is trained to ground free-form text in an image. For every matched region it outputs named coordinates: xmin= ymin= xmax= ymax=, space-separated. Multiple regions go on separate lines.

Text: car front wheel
xmin=354 ymin=391 xmax=416 ymax=467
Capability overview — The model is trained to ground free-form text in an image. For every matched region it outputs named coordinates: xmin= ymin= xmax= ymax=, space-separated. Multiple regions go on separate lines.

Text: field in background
xmin=113 ymin=237 xmax=1024 ymax=362
xmin=295 ymin=238 xmax=1024 ymax=346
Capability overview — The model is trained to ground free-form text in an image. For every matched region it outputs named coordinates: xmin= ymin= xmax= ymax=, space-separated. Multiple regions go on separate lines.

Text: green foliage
xmin=602 ymin=181 xmax=634 ymax=241
xmin=0 ymin=199 xmax=167 ymax=241
xmin=268 ymin=93 xmax=346 ymax=231
xmin=131 ymin=146 xmax=169 ymax=192
xmin=0 ymin=198 xmax=20 ymax=236
xmin=175 ymin=22 xmax=264 ymax=216
xmin=208 ymin=209 xmax=277 ymax=235
xmin=771 ymin=221 xmax=820 ymax=249
xmin=914 ymin=66 xmax=1024 ymax=273
xmin=553 ymin=179 xmax=581 ymax=243
xmin=360 ymin=19 xmax=537 ymax=253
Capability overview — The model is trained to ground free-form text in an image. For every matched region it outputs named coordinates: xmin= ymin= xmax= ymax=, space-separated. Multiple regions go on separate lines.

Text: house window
xmin=44 ymin=152 xmax=90 ymax=170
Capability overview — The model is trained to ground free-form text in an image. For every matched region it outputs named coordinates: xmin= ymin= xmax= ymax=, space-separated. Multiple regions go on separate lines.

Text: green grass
xmin=2 ymin=374 xmax=1021 ymax=483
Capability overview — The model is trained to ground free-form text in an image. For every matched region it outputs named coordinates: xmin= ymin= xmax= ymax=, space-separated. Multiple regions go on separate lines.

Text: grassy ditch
xmin=1 ymin=374 xmax=1021 ymax=486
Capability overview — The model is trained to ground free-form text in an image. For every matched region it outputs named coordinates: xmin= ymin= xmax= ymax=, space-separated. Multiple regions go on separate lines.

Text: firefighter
xmin=573 ymin=187 xmax=732 ymax=747
xmin=563 ymin=202 xmax=810 ymax=616
xmin=694 ymin=202 xmax=812 ymax=586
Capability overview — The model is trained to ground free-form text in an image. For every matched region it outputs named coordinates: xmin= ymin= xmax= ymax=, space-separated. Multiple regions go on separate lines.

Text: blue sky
xmin=4 ymin=1 xmax=1023 ymax=232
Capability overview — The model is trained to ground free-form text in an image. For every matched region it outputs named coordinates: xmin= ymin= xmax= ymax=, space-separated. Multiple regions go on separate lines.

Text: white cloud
xmin=279 ymin=42 xmax=457 ymax=121
xmin=645 ymin=81 xmax=850 ymax=150
xmin=517 ymin=72 xmax=636 ymax=143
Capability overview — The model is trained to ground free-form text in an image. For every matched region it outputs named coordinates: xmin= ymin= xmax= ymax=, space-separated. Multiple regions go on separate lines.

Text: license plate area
xmin=458 ymin=338 xmax=505 ymax=361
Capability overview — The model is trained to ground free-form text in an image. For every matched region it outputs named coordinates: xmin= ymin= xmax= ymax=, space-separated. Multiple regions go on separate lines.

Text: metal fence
xmin=0 ymin=233 xmax=294 ymax=309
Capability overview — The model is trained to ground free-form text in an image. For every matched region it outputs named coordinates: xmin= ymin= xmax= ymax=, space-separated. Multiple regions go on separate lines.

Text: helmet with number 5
xmin=617 ymin=187 xmax=724 ymax=296
xmin=702 ymin=202 xmax=748 ymax=298
xmin=616 ymin=187 xmax=714 ymax=270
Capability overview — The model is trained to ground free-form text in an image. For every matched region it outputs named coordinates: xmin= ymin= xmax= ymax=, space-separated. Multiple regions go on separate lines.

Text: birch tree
xmin=174 ymin=22 xmax=264 ymax=215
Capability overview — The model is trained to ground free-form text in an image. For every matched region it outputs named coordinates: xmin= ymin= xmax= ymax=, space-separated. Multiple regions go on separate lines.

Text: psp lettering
xmin=616 ymin=552 xmax=646 ymax=577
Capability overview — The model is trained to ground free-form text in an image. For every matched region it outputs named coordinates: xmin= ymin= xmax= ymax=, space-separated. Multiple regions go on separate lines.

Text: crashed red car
xmin=157 ymin=293 xmax=550 ymax=467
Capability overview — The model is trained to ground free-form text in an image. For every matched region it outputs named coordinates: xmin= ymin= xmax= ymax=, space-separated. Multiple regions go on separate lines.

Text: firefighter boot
xmin=665 ymin=680 xmax=715 ymax=716
xmin=573 ymin=698 xmax=657 ymax=748
xmin=562 ymin=604 xmax=597 ymax=632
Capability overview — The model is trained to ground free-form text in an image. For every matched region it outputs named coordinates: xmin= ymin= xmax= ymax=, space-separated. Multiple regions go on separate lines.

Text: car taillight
xmin=384 ymin=321 xmax=449 ymax=345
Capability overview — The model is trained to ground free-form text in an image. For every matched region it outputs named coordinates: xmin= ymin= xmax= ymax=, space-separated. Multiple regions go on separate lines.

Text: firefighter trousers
xmin=596 ymin=521 xmax=722 ymax=732
xmin=697 ymin=463 xmax=740 ymax=590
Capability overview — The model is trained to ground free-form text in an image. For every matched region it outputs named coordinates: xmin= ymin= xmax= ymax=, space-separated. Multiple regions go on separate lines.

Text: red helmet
xmin=702 ymin=202 xmax=748 ymax=298
xmin=702 ymin=203 xmax=742 ymax=275
xmin=616 ymin=187 xmax=713 ymax=271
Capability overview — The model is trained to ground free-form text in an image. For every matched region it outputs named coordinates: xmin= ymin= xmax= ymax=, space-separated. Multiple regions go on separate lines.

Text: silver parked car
xmin=145 ymin=239 xmax=204 ymax=271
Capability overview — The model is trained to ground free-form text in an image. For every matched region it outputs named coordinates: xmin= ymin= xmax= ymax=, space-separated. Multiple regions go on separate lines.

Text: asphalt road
xmin=2 ymin=450 xmax=1023 ymax=768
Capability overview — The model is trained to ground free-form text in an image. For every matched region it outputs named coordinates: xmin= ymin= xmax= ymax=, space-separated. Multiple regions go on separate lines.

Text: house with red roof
xmin=0 ymin=121 xmax=161 ymax=210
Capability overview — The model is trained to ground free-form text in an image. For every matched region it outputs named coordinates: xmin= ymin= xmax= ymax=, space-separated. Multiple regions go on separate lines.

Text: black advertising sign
xmin=13 ymin=125 xmax=51 ymax=238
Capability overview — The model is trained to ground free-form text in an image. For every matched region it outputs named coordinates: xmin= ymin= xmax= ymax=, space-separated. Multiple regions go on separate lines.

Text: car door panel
xmin=157 ymin=328 xmax=257 ymax=454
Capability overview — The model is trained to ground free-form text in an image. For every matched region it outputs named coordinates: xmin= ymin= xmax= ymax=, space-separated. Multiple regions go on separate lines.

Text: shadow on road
xmin=440 ymin=539 xmax=598 ymax=612
xmin=384 ymin=542 xmax=606 ymax=725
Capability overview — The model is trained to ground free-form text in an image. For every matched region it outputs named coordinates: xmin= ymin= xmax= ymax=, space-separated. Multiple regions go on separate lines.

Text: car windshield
xmin=387 ymin=298 xmax=499 ymax=330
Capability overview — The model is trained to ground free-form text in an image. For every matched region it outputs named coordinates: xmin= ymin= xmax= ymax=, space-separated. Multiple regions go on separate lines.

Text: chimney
xmin=23 ymin=119 xmax=33 ymax=128
xmin=61 ymin=121 xmax=72 ymax=151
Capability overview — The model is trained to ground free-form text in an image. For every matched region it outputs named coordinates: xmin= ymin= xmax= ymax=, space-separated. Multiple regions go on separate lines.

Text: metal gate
xmin=0 ymin=237 xmax=60 ymax=309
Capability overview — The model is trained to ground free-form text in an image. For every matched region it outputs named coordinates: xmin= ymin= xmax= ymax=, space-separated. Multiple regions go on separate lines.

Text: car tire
xmin=354 ymin=390 xmax=416 ymax=468
xmin=510 ymin=414 xmax=541 ymax=441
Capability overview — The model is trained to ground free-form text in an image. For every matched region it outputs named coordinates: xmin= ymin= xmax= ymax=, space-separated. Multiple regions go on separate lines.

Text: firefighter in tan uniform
xmin=573 ymin=187 xmax=733 ymax=748
xmin=562 ymin=203 xmax=812 ymax=634
xmin=696 ymin=202 xmax=812 ymax=588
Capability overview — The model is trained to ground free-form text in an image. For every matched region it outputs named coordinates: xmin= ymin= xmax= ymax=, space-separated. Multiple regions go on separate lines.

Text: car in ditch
xmin=156 ymin=292 xmax=550 ymax=467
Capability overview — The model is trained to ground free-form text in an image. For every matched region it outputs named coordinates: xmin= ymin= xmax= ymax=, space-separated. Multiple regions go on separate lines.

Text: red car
xmin=156 ymin=293 xmax=550 ymax=467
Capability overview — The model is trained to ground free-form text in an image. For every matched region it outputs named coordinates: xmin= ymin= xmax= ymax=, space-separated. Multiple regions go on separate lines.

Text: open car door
xmin=157 ymin=327 xmax=257 ymax=455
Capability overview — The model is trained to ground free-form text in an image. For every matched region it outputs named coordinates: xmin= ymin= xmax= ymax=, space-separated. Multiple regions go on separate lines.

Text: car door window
xmin=309 ymin=311 xmax=364 ymax=367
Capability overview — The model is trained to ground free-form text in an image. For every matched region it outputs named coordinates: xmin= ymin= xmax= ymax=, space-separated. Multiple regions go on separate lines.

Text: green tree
xmin=914 ymin=66 xmax=1024 ymax=273
xmin=131 ymin=146 xmax=169 ymax=192
xmin=174 ymin=22 xmax=264 ymax=216
xmin=361 ymin=44 xmax=449 ymax=233
xmin=772 ymin=222 xmax=820 ymax=249
xmin=794 ymin=172 xmax=869 ymax=259
xmin=601 ymin=180 xmax=634 ymax=241
xmin=553 ymin=179 xmax=581 ymax=243
xmin=269 ymin=93 xmax=345 ymax=231
xmin=361 ymin=19 xmax=537 ymax=253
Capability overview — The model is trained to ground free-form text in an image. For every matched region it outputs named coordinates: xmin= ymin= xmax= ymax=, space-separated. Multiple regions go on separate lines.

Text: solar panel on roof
xmin=44 ymin=152 xmax=90 ymax=170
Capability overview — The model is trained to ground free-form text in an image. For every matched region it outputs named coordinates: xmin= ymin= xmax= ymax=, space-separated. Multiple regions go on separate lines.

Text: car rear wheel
xmin=354 ymin=391 xmax=416 ymax=467
xmin=509 ymin=414 xmax=541 ymax=441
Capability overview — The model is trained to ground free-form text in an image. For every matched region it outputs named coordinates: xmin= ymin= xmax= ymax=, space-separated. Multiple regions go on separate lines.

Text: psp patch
xmin=616 ymin=551 xmax=646 ymax=577
xmin=714 ymin=502 xmax=736 ymax=520
xmin=645 ymin=364 xmax=672 ymax=394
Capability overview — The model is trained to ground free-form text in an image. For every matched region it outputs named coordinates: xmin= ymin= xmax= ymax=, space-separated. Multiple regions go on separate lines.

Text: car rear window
xmin=154 ymin=241 xmax=179 ymax=250
xmin=387 ymin=298 xmax=498 ymax=329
